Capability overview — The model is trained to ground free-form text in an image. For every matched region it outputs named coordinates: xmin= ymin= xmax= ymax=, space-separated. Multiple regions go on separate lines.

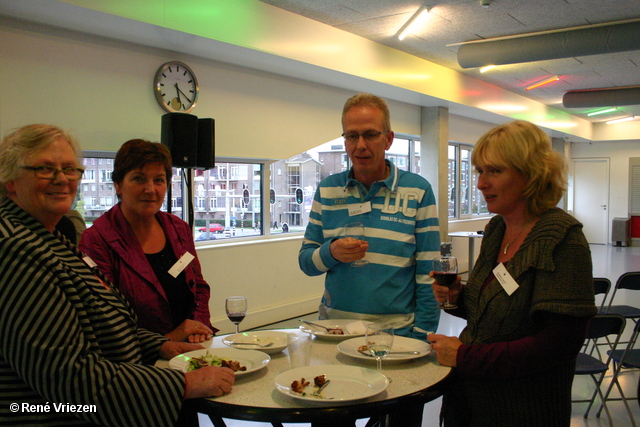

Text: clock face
xmin=154 ymin=61 xmax=199 ymax=113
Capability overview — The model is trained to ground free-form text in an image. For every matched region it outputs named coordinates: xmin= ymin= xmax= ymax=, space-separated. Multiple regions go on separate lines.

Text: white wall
xmin=0 ymin=19 xmax=425 ymax=332
xmin=4 ymin=17 xmax=638 ymax=331
xmin=572 ymin=140 xmax=640 ymax=220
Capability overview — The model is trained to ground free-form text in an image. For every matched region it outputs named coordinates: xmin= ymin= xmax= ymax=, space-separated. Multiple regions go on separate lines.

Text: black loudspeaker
xmin=196 ymin=118 xmax=215 ymax=169
xmin=161 ymin=113 xmax=198 ymax=168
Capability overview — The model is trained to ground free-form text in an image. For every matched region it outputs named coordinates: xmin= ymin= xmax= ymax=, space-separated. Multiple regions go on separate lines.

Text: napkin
xmin=345 ymin=321 xmax=371 ymax=335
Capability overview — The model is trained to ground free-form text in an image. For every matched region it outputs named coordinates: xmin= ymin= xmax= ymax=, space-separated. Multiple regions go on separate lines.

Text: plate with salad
xmin=168 ymin=348 xmax=270 ymax=376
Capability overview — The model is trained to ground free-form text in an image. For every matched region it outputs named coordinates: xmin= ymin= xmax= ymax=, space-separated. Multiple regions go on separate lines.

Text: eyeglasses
xmin=342 ymin=131 xmax=387 ymax=144
xmin=21 ymin=166 xmax=85 ymax=180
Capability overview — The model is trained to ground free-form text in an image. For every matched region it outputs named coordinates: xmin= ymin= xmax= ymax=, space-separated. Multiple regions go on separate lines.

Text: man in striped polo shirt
xmin=299 ymin=93 xmax=441 ymax=341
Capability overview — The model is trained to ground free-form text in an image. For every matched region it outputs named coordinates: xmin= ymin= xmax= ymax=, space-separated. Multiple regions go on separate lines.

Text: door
xmin=573 ymin=158 xmax=609 ymax=244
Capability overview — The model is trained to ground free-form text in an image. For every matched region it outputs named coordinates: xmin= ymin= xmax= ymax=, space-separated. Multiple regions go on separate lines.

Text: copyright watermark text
xmin=9 ymin=402 xmax=96 ymax=413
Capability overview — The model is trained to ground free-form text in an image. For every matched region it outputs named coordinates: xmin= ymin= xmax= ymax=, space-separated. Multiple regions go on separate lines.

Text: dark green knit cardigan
xmin=445 ymin=208 xmax=597 ymax=427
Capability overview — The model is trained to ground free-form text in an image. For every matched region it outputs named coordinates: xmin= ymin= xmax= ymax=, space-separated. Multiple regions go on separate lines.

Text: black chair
xmin=594 ymin=278 xmax=612 ymax=313
xmin=597 ymin=317 xmax=640 ymax=426
xmin=604 ymin=272 xmax=640 ymax=319
xmin=573 ymin=314 xmax=626 ymax=425
xmin=586 ymin=278 xmax=613 ymax=358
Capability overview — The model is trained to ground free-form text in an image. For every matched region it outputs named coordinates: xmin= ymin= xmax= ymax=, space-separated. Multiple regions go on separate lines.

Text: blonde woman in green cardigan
xmin=429 ymin=120 xmax=597 ymax=427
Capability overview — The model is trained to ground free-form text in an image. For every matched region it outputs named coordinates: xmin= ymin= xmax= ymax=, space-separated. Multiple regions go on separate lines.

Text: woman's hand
xmin=165 ymin=319 xmax=213 ymax=343
xmin=184 ymin=366 xmax=235 ymax=398
xmin=330 ymin=237 xmax=368 ymax=264
xmin=430 ymin=271 xmax=462 ymax=305
xmin=428 ymin=334 xmax=463 ymax=367
xmin=159 ymin=341 xmax=204 ymax=359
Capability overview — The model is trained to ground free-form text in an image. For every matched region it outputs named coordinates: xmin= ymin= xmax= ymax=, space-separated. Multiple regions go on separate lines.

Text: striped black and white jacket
xmin=0 ymin=199 xmax=185 ymax=426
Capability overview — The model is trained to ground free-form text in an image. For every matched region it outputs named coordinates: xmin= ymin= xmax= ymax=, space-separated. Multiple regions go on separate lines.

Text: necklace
xmin=503 ymin=220 xmax=534 ymax=255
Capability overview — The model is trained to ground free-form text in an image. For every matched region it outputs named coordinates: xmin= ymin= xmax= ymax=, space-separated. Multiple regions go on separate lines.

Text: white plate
xmin=299 ymin=319 xmax=372 ymax=341
xmin=274 ymin=365 xmax=388 ymax=403
xmin=168 ymin=348 xmax=270 ymax=376
xmin=222 ymin=331 xmax=288 ymax=354
xmin=337 ymin=336 xmax=431 ymax=362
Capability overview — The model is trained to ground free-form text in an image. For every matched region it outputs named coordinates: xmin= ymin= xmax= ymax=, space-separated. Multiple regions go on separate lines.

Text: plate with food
xmin=298 ymin=319 xmax=373 ymax=341
xmin=222 ymin=331 xmax=288 ymax=354
xmin=168 ymin=348 xmax=270 ymax=376
xmin=337 ymin=336 xmax=431 ymax=362
xmin=274 ymin=365 xmax=388 ymax=404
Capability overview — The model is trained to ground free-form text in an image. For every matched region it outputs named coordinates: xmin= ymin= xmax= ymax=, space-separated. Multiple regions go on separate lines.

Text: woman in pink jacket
xmin=80 ymin=139 xmax=217 ymax=342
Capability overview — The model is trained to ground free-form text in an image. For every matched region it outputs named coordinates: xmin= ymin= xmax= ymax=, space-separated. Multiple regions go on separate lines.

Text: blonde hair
xmin=0 ymin=124 xmax=82 ymax=200
xmin=471 ymin=120 xmax=566 ymax=216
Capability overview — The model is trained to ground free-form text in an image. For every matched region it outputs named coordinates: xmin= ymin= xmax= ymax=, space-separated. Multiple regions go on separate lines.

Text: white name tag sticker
xmin=348 ymin=202 xmax=371 ymax=216
xmin=493 ymin=262 xmax=519 ymax=296
xmin=83 ymin=256 xmax=98 ymax=269
xmin=168 ymin=252 xmax=195 ymax=278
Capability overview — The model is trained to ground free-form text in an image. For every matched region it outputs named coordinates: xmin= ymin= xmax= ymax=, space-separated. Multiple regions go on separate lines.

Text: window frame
xmin=447 ymin=142 xmax=490 ymax=220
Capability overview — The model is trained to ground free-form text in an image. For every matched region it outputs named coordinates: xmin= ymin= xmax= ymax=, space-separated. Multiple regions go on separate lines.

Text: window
xmin=448 ymin=142 xmax=488 ymax=218
xmin=80 ymin=152 xmax=265 ymax=242
xmin=269 ymin=134 xmax=420 ymax=233
xmin=79 ymin=134 xmax=423 ymax=241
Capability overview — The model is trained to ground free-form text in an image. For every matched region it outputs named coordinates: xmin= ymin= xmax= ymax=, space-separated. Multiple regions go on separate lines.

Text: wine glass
xmin=433 ymin=255 xmax=458 ymax=309
xmin=344 ymin=221 xmax=369 ymax=267
xmin=365 ymin=323 xmax=394 ymax=374
xmin=225 ymin=296 xmax=247 ymax=334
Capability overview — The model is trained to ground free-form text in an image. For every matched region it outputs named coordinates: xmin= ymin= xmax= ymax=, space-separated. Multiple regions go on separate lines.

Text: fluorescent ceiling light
xmin=606 ymin=116 xmax=636 ymax=124
xmin=397 ymin=4 xmax=430 ymax=41
xmin=525 ymin=75 xmax=560 ymax=91
xmin=479 ymin=65 xmax=497 ymax=73
xmin=587 ymin=107 xmax=618 ymax=116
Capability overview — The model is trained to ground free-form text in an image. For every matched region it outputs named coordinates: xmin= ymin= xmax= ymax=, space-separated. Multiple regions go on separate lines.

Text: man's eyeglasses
xmin=342 ymin=131 xmax=387 ymax=144
xmin=21 ymin=166 xmax=85 ymax=180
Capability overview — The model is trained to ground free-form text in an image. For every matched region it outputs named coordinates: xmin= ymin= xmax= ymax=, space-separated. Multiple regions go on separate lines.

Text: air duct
xmin=563 ymin=86 xmax=640 ymax=108
xmin=457 ymin=20 xmax=640 ymax=69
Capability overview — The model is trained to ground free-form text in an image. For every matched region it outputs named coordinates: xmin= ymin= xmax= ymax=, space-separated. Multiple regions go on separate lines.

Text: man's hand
xmin=330 ymin=237 xmax=368 ymax=263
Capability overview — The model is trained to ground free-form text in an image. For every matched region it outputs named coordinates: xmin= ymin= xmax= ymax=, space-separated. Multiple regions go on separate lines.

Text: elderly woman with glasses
xmin=80 ymin=139 xmax=216 ymax=343
xmin=0 ymin=124 xmax=234 ymax=427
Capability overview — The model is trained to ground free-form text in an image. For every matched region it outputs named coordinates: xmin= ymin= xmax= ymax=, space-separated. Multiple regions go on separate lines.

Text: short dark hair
xmin=112 ymin=139 xmax=172 ymax=185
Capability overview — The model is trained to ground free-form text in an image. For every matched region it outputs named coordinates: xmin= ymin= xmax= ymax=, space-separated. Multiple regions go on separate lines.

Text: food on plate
xmin=291 ymin=378 xmax=310 ymax=394
xmin=186 ymin=351 xmax=247 ymax=372
xmin=314 ymin=374 xmax=327 ymax=387
xmin=291 ymin=375 xmax=330 ymax=398
xmin=327 ymin=328 xmax=344 ymax=335
xmin=358 ymin=344 xmax=370 ymax=353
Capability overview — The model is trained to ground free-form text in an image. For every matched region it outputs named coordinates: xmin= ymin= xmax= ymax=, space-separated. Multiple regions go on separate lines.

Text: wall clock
xmin=154 ymin=61 xmax=199 ymax=113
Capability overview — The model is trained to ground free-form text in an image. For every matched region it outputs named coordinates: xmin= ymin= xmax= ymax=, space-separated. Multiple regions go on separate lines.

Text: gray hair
xmin=0 ymin=124 xmax=82 ymax=200
xmin=342 ymin=93 xmax=391 ymax=132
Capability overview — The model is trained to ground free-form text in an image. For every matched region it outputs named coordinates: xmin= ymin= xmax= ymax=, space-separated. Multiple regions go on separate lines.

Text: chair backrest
xmin=617 ymin=272 xmax=640 ymax=291
xmin=594 ymin=278 xmax=611 ymax=311
xmin=585 ymin=314 xmax=625 ymax=340
xmin=605 ymin=272 xmax=640 ymax=312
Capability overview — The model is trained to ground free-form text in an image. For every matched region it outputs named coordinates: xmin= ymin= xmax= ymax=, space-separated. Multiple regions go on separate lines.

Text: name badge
xmin=493 ymin=262 xmax=519 ymax=296
xmin=168 ymin=252 xmax=195 ymax=278
xmin=348 ymin=202 xmax=371 ymax=216
xmin=83 ymin=256 xmax=98 ymax=269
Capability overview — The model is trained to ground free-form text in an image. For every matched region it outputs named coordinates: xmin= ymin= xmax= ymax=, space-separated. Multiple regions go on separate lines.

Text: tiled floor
xmin=202 ymin=243 xmax=640 ymax=427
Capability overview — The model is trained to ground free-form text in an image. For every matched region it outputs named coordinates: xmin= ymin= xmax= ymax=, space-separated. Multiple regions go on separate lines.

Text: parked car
xmin=198 ymin=223 xmax=225 ymax=233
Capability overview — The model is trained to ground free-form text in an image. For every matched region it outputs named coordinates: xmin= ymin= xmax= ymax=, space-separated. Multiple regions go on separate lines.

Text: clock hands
xmin=174 ymin=83 xmax=194 ymax=108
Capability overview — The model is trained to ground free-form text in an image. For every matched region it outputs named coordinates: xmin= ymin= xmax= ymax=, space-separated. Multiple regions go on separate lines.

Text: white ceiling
xmin=259 ymin=0 xmax=640 ymax=124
